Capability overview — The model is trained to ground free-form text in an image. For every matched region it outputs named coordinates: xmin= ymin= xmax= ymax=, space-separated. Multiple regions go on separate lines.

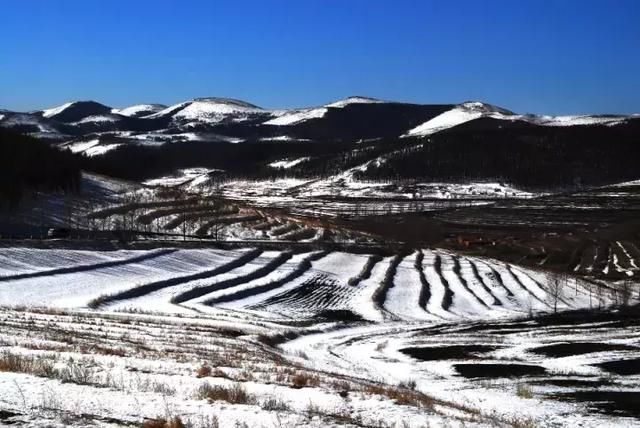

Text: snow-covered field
xmin=1 ymin=245 xmax=638 ymax=427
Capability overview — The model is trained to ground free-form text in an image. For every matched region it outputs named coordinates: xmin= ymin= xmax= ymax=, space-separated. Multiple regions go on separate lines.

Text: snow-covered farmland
xmin=0 ymin=245 xmax=638 ymax=427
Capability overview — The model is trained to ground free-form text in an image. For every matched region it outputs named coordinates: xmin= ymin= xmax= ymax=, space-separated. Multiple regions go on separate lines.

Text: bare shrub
xmin=0 ymin=352 xmax=56 ymax=378
xmin=291 ymin=372 xmax=321 ymax=389
xmin=196 ymin=382 xmax=253 ymax=404
xmin=142 ymin=416 xmax=185 ymax=428
xmin=261 ymin=395 xmax=290 ymax=411
xmin=398 ymin=379 xmax=417 ymax=391
xmin=58 ymin=358 xmax=94 ymax=385
xmin=516 ymin=383 xmax=533 ymax=399
xmin=362 ymin=384 xmax=434 ymax=409
xmin=196 ymin=364 xmax=212 ymax=378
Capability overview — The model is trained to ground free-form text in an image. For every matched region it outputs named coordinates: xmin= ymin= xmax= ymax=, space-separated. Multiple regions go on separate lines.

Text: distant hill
xmin=1 ymin=96 xmax=639 ymax=189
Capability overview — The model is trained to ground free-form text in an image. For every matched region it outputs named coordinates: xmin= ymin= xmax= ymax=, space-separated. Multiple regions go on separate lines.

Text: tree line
xmin=0 ymin=129 xmax=82 ymax=209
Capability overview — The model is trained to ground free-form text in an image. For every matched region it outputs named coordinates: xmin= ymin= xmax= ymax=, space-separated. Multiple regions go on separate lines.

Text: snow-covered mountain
xmin=404 ymin=102 xmax=515 ymax=136
xmin=406 ymin=102 xmax=632 ymax=137
xmin=112 ymin=104 xmax=167 ymax=118
xmin=148 ymin=97 xmax=267 ymax=125
xmin=264 ymin=96 xmax=385 ymax=126
xmin=39 ymin=101 xmax=113 ymax=123
xmin=1 ymin=96 xmax=638 ymax=152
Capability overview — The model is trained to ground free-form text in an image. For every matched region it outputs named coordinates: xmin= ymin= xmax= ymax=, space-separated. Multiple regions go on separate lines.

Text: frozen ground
xmin=1 ymin=245 xmax=638 ymax=427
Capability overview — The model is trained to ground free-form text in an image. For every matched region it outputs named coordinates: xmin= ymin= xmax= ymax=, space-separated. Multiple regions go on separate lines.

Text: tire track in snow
xmin=0 ymin=249 xmax=178 ymax=283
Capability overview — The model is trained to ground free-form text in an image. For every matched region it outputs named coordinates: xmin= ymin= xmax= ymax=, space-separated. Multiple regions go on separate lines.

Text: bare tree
xmin=546 ymin=272 xmax=567 ymax=313
xmin=619 ymin=278 xmax=634 ymax=307
xmin=208 ymin=176 xmax=225 ymax=242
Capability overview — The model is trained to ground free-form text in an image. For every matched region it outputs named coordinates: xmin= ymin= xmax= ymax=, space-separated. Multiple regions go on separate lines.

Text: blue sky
xmin=1 ymin=0 xmax=639 ymax=114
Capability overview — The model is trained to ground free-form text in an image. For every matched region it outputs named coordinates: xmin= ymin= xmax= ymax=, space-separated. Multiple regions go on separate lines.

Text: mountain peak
xmin=41 ymin=101 xmax=113 ymax=122
xmin=325 ymin=96 xmax=384 ymax=108
xmin=191 ymin=97 xmax=262 ymax=110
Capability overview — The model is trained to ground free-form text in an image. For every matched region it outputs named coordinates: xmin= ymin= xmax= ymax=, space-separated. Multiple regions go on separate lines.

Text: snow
xmin=531 ymin=115 xmax=627 ymax=127
xmin=263 ymin=107 xmax=327 ymax=126
xmin=85 ymin=143 xmax=123 ymax=156
xmin=143 ymin=168 xmax=217 ymax=187
xmin=66 ymin=139 xmax=100 ymax=153
xmin=0 ymin=246 xmax=636 ymax=427
xmin=0 ymin=248 xmax=245 ymax=308
xmin=41 ymin=102 xmax=74 ymax=118
xmin=325 ymin=96 xmax=384 ymax=108
xmin=112 ymin=104 xmax=166 ymax=117
xmin=73 ymin=114 xmax=120 ymax=124
xmin=259 ymin=135 xmax=311 ymax=142
xmin=173 ymin=99 xmax=262 ymax=121
xmin=268 ymin=157 xmax=310 ymax=169
xmin=1 ymin=113 xmax=60 ymax=134
xmin=406 ymin=102 xmax=632 ymax=137
xmin=263 ymin=97 xmax=384 ymax=126
xmin=405 ymin=102 xmax=514 ymax=136
xmin=146 ymin=98 xmax=264 ymax=124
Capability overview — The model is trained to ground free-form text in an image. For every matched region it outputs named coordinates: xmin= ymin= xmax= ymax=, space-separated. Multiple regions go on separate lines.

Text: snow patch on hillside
xmin=264 ymin=107 xmax=328 ymax=126
xmin=113 ymin=104 xmax=166 ymax=117
xmin=41 ymin=102 xmax=74 ymax=118
xmin=73 ymin=114 xmax=121 ymax=124
xmin=405 ymin=102 xmax=514 ymax=136
xmin=173 ymin=99 xmax=262 ymax=121
xmin=531 ymin=115 xmax=627 ymax=127
xmin=406 ymin=102 xmax=631 ymax=137
xmin=143 ymin=168 xmax=218 ymax=187
xmin=268 ymin=157 xmax=310 ymax=169
xmin=325 ymin=96 xmax=384 ymax=108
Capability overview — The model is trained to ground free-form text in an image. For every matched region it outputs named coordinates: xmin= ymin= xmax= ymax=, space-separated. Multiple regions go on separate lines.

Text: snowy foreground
xmin=0 ymin=246 xmax=638 ymax=427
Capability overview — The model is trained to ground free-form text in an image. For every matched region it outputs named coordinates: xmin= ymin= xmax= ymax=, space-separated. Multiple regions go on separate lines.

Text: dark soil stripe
xmin=477 ymin=261 xmax=514 ymax=298
xmin=170 ymin=251 xmax=294 ymax=304
xmin=466 ymin=259 xmax=502 ymax=306
xmin=348 ymin=254 xmax=383 ymax=287
xmin=195 ymin=215 xmax=262 ymax=236
xmin=0 ymin=249 xmax=178 ymax=283
xmin=88 ymin=249 xmax=263 ymax=308
xmin=505 ymin=266 xmax=548 ymax=305
xmin=371 ymin=254 xmax=403 ymax=309
xmin=434 ymin=254 xmax=454 ymax=311
xmin=204 ymin=251 xmax=327 ymax=305
xmin=416 ymin=251 xmax=431 ymax=310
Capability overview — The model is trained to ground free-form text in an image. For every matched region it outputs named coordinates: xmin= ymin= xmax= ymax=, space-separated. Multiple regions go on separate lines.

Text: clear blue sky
xmin=1 ymin=0 xmax=639 ymax=114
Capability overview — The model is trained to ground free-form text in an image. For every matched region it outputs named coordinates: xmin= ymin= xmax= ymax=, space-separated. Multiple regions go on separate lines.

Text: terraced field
xmin=1 ymin=244 xmax=638 ymax=427
xmin=0 ymin=246 xmax=609 ymax=319
xmin=86 ymin=197 xmax=352 ymax=243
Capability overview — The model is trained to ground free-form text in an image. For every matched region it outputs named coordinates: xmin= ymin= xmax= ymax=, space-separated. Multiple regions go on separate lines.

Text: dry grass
xmin=362 ymin=384 xmax=434 ymax=409
xmin=0 ymin=352 xmax=97 ymax=385
xmin=260 ymin=395 xmax=291 ymax=411
xmin=196 ymin=382 xmax=254 ymax=404
xmin=0 ymin=352 xmax=56 ymax=377
xmin=516 ymin=383 xmax=534 ymax=399
xmin=196 ymin=364 xmax=228 ymax=379
xmin=196 ymin=364 xmax=212 ymax=378
xmin=142 ymin=416 xmax=185 ymax=428
xmin=291 ymin=371 xmax=321 ymax=389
